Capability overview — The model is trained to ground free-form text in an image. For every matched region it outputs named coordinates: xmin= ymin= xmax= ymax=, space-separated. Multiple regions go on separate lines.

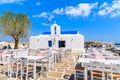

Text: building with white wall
xmin=30 ymin=22 xmax=85 ymax=52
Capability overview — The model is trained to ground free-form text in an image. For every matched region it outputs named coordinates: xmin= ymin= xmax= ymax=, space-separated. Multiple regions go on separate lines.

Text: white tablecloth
xmin=78 ymin=58 xmax=120 ymax=65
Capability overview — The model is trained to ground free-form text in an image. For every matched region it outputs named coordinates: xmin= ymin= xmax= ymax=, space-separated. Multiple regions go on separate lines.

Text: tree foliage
xmin=0 ymin=11 xmax=31 ymax=49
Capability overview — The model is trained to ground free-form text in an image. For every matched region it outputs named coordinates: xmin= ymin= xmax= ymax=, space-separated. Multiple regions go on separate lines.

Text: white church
xmin=30 ymin=22 xmax=85 ymax=52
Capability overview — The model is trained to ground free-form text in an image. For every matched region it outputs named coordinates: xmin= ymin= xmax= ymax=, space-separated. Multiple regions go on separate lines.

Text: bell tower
xmin=51 ymin=21 xmax=61 ymax=36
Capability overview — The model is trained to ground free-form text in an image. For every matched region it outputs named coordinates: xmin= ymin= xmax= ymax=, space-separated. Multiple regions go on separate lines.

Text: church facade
xmin=30 ymin=22 xmax=85 ymax=52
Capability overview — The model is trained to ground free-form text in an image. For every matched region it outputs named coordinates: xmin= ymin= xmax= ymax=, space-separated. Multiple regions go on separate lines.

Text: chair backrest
xmin=20 ymin=57 xmax=28 ymax=65
xmin=110 ymin=63 xmax=120 ymax=73
xmin=90 ymin=61 xmax=105 ymax=72
xmin=48 ymin=53 xmax=55 ymax=64
xmin=10 ymin=55 xmax=20 ymax=70
xmin=2 ymin=55 xmax=11 ymax=64
xmin=49 ymin=56 xmax=54 ymax=64
xmin=108 ymin=63 xmax=120 ymax=80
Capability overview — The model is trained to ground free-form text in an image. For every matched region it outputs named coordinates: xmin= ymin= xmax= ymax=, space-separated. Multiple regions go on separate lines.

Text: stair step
xmin=65 ymin=70 xmax=74 ymax=75
xmin=40 ymin=77 xmax=56 ymax=80
xmin=47 ymin=72 xmax=63 ymax=78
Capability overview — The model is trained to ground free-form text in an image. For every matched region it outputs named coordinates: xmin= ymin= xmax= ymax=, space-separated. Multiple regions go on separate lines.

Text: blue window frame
xmin=48 ymin=40 xmax=52 ymax=47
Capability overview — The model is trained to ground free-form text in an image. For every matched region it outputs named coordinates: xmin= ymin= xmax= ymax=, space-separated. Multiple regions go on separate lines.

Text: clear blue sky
xmin=0 ymin=0 xmax=120 ymax=43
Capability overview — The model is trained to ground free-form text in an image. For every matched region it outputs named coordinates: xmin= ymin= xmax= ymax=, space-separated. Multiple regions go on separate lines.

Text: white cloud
xmin=33 ymin=12 xmax=48 ymax=18
xmin=66 ymin=2 xmax=98 ymax=17
xmin=33 ymin=12 xmax=54 ymax=22
xmin=34 ymin=2 xmax=98 ymax=20
xmin=100 ymin=2 xmax=108 ymax=8
xmin=41 ymin=23 xmax=51 ymax=26
xmin=36 ymin=2 xmax=41 ymax=6
xmin=0 ymin=0 xmax=24 ymax=4
xmin=98 ymin=0 xmax=120 ymax=17
xmin=98 ymin=7 xmax=112 ymax=16
xmin=52 ymin=2 xmax=98 ymax=17
xmin=53 ymin=8 xmax=64 ymax=15
xmin=48 ymin=15 xmax=54 ymax=21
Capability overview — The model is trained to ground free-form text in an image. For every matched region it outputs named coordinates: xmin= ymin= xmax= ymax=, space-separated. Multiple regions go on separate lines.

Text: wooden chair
xmin=90 ymin=61 xmax=105 ymax=80
xmin=40 ymin=58 xmax=49 ymax=77
xmin=73 ymin=56 xmax=86 ymax=80
xmin=0 ymin=62 xmax=6 ymax=79
xmin=2 ymin=54 xmax=11 ymax=76
xmin=19 ymin=57 xmax=34 ymax=80
xmin=2 ymin=54 xmax=20 ymax=79
xmin=107 ymin=63 xmax=120 ymax=80
xmin=9 ymin=56 xmax=20 ymax=78
xmin=48 ymin=53 xmax=55 ymax=71
xmin=41 ymin=53 xmax=54 ymax=75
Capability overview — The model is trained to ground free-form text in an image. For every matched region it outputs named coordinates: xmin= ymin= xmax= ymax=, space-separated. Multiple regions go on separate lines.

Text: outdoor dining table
xmin=78 ymin=58 xmax=120 ymax=65
xmin=15 ymin=56 xmax=45 ymax=80
xmin=78 ymin=58 xmax=120 ymax=80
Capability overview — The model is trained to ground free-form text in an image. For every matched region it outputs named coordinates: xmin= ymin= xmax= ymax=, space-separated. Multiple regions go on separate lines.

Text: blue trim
xmin=42 ymin=32 xmax=51 ymax=34
xmin=61 ymin=31 xmax=77 ymax=34
xmin=42 ymin=31 xmax=78 ymax=35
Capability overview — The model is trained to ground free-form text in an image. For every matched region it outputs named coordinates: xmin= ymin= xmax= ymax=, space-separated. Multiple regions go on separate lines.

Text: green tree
xmin=0 ymin=11 xmax=31 ymax=49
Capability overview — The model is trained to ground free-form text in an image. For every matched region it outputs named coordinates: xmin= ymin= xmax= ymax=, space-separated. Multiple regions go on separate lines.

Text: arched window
xmin=54 ymin=26 xmax=57 ymax=34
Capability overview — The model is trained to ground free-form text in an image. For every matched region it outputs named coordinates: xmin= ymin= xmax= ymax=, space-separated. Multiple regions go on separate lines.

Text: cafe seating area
xmin=0 ymin=48 xmax=75 ymax=80
xmin=0 ymin=47 xmax=119 ymax=80
xmin=73 ymin=47 xmax=120 ymax=80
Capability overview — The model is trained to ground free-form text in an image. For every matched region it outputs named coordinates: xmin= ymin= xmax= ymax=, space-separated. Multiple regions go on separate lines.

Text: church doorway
xmin=58 ymin=41 xmax=66 ymax=48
